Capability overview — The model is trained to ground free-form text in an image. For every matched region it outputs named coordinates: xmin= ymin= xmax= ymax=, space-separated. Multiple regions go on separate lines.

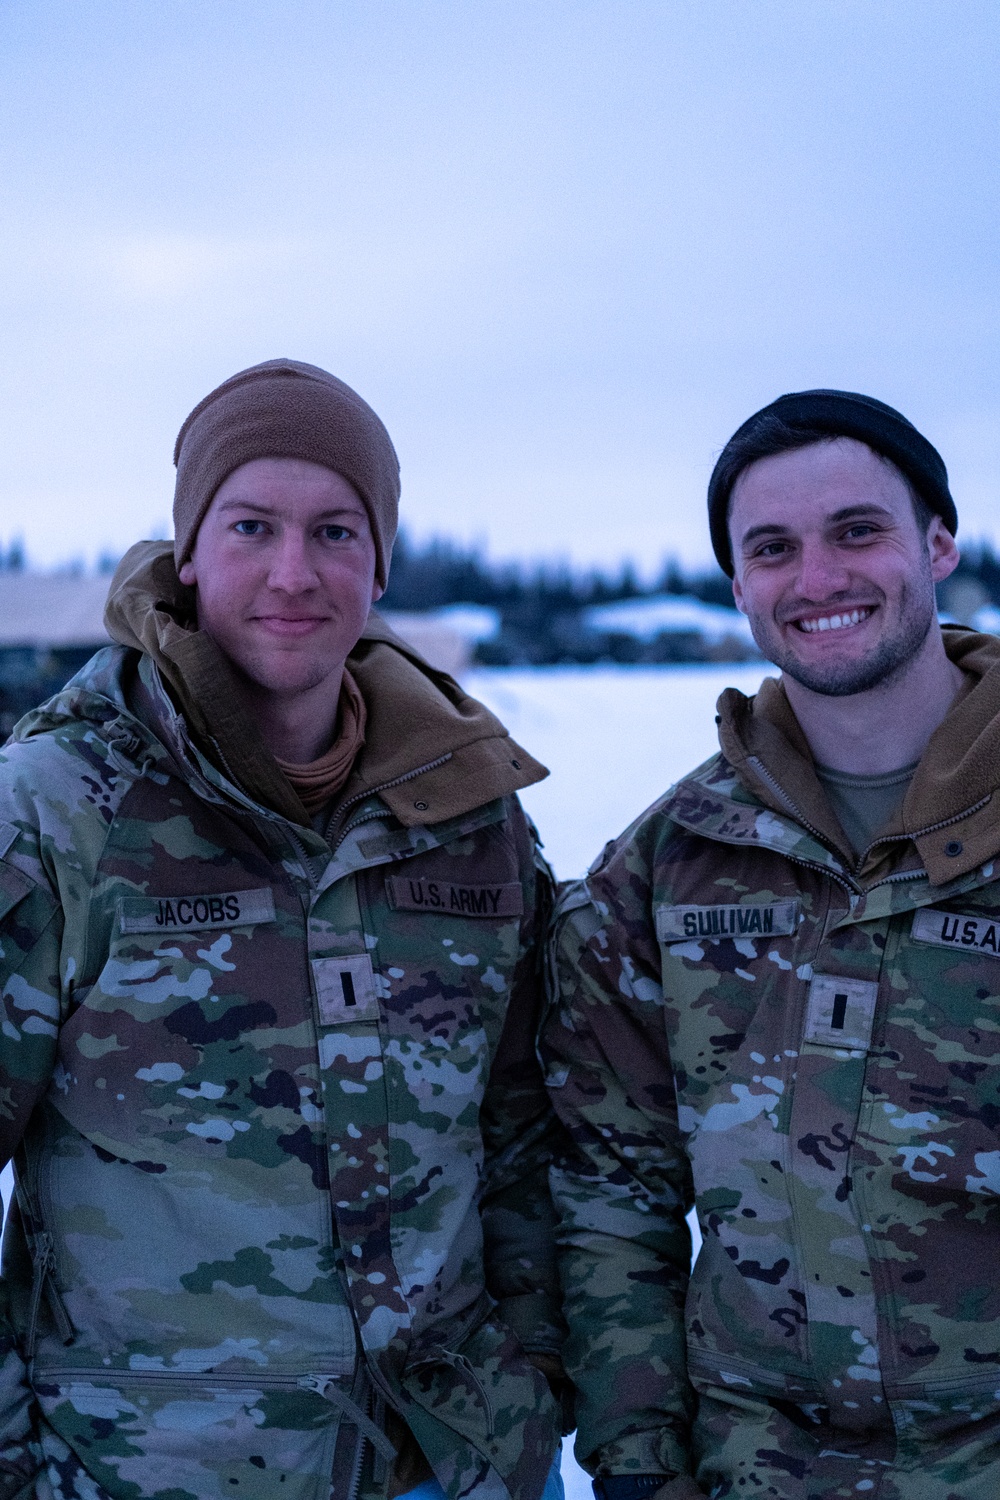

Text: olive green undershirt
xmin=814 ymin=760 xmax=919 ymax=857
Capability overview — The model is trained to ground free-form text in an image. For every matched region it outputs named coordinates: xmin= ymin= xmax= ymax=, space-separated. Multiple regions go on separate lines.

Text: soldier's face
xmin=729 ymin=438 xmax=959 ymax=697
xmin=178 ymin=457 xmax=381 ymax=702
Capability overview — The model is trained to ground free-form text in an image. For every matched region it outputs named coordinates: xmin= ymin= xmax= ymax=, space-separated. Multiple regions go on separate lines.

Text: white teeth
xmin=798 ymin=608 xmax=870 ymax=633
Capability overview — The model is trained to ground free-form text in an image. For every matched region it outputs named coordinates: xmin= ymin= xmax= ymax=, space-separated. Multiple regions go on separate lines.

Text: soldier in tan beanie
xmin=0 ymin=363 xmax=569 ymax=1500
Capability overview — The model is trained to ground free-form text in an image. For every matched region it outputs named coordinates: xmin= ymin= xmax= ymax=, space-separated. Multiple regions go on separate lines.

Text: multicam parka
xmin=544 ymin=628 xmax=1000 ymax=1500
xmin=0 ymin=614 xmax=563 ymax=1500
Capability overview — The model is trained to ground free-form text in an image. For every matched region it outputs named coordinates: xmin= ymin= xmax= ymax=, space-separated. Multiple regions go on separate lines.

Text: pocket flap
xmin=0 ymin=856 xmax=40 ymax=924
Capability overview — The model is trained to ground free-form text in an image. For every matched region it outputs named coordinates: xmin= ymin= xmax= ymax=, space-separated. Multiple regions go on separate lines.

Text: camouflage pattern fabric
xmin=543 ymin=745 xmax=1000 ymax=1499
xmin=0 ymin=646 xmax=563 ymax=1500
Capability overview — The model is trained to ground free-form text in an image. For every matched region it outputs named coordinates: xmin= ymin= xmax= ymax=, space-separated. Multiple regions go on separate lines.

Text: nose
xmin=266 ymin=530 xmax=319 ymax=594
xmin=793 ymin=537 xmax=853 ymax=601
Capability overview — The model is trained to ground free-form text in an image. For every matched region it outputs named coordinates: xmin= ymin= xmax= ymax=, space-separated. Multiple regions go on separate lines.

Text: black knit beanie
xmin=707 ymin=389 xmax=957 ymax=576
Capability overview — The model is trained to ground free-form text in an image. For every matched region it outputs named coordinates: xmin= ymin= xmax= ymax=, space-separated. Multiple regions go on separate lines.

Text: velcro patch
xmin=656 ymin=900 xmax=799 ymax=943
xmin=804 ymin=973 xmax=879 ymax=1052
xmin=386 ymin=876 xmax=524 ymax=919
xmin=119 ymin=889 xmax=276 ymax=934
xmin=312 ymin=954 xmax=379 ymax=1024
xmin=912 ymin=907 xmax=1000 ymax=958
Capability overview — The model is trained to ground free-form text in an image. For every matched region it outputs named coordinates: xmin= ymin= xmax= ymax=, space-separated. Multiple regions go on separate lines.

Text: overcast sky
xmin=0 ymin=0 xmax=998 ymax=573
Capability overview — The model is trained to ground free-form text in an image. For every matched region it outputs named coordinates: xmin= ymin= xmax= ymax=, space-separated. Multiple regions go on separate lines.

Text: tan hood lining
xmin=716 ymin=627 xmax=1000 ymax=884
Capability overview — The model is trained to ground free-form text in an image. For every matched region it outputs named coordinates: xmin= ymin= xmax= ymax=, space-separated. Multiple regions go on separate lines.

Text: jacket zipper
xmin=299 ymin=1374 xmax=396 ymax=1461
xmin=745 ymin=756 xmax=842 ymax=853
xmin=35 ymin=1365 xmax=350 ymax=1390
xmin=14 ymin=1149 xmax=75 ymax=1356
xmin=331 ymin=806 xmax=391 ymax=853
xmin=748 ymin=753 xmax=993 ymax=879
xmin=36 ymin=1364 xmax=398 ymax=1494
xmin=25 ymin=1232 xmax=74 ymax=1353
xmin=209 ymin=721 xmax=453 ymax=869
xmin=327 ymin=753 xmax=454 ymax=851
xmin=744 ymin=755 xmax=994 ymax=900
xmin=860 ymin=796 xmax=992 ymax=861
xmin=289 ymin=751 xmax=456 ymax=888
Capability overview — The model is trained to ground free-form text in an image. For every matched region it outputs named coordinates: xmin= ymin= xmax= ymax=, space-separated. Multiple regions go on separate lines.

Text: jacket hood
xmin=101 ymin=539 xmax=546 ymax=828
xmin=717 ymin=626 xmax=1000 ymax=887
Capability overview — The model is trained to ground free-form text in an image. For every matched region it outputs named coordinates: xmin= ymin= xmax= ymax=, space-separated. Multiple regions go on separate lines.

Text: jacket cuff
xmin=591 ymin=1428 xmax=692 ymax=1484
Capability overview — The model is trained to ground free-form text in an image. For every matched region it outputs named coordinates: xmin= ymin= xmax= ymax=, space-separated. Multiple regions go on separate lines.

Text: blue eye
xmin=321 ymin=525 xmax=350 ymax=541
xmin=234 ymin=519 xmax=264 ymax=536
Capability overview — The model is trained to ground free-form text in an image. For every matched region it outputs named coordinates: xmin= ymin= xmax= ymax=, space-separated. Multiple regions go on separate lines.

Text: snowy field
xmin=469 ymin=663 xmax=776 ymax=1499
xmin=468 ymin=662 xmax=774 ymax=879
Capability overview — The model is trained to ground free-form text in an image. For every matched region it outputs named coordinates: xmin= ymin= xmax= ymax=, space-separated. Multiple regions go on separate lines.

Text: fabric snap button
xmin=944 ymin=839 xmax=963 ymax=857
xmin=414 ymin=799 xmax=429 ymax=811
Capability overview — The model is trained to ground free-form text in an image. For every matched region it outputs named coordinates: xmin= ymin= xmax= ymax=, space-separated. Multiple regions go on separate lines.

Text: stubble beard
xmin=230 ymin=645 xmax=340 ymax=703
xmin=749 ymin=572 xmax=937 ymax=699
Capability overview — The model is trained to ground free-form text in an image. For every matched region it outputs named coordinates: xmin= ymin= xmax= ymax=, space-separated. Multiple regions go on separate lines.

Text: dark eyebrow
xmin=824 ymin=504 xmax=897 ymax=524
xmin=739 ymin=521 xmax=792 ymax=547
xmin=738 ymin=503 xmax=897 ymax=550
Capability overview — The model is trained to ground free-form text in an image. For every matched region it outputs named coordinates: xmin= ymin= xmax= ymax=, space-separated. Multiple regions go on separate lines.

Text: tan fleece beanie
xmin=172 ymin=358 xmax=400 ymax=588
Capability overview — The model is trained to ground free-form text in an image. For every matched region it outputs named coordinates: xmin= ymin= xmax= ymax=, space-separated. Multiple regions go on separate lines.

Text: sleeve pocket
xmin=0 ymin=857 xmax=59 ymax=939
xmin=0 ymin=858 xmax=39 ymax=922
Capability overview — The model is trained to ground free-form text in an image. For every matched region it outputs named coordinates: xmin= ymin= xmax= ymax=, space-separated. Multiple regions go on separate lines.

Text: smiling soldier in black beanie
xmin=542 ymin=387 xmax=1000 ymax=1499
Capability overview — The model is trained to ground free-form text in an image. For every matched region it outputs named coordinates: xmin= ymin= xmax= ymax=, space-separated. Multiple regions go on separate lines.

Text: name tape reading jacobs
xmin=119 ymin=889 xmax=276 ymax=934
xmin=656 ymin=900 xmax=800 ymax=943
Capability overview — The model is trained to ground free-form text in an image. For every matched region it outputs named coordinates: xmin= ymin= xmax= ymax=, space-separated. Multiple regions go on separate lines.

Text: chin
xmin=235 ymin=653 xmax=338 ymax=698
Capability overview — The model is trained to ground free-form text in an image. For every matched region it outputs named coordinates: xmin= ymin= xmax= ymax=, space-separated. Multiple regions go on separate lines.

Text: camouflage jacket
xmin=0 ymin=636 xmax=563 ymax=1500
xmin=544 ymin=630 xmax=1000 ymax=1500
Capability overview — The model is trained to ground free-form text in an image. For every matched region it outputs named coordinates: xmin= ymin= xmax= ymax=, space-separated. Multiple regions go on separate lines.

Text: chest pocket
xmin=881 ymin=898 xmax=1000 ymax=1193
xmin=52 ymin=885 xmax=317 ymax=1166
xmin=375 ymin=851 xmax=524 ymax=1035
xmin=655 ymin=896 xmax=809 ymax=1143
xmin=361 ymin=838 xmax=527 ymax=1128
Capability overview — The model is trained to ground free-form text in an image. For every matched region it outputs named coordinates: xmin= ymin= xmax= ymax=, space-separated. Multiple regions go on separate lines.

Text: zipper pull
xmin=25 ymin=1233 xmax=74 ymax=1353
xmin=298 ymin=1375 xmax=397 ymax=1462
xmin=41 ymin=1234 xmax=75 ymax=1345
xmin=298 ymin=1374 xmax=332 ymax=1397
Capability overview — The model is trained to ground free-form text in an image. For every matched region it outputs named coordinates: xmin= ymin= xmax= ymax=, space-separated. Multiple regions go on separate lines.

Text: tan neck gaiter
xmin=275 ymin=669 xmax=367 ymax=815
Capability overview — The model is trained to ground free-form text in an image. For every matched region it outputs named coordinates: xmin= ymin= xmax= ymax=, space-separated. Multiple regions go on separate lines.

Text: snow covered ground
xmin=468 ymin=661 xmax=775 ymax=879
xmin=468 ymin=663 xmax=776 ymax=1498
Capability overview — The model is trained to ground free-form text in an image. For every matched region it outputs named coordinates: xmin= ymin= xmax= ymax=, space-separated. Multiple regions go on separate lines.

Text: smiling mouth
xmin=794 ymin=607 xmax=873 ymax=634
xmin=255 ymin=616 xmax=329 ymax=635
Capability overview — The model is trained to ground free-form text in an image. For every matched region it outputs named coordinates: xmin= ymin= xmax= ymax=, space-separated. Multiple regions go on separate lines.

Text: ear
xmin=927 ymin=517 xmax=960 ymax=585
xmin=178 ymin=558 xmax=197 ymax=586
xmin=732 ymin=572 xmax=749 ymax=617
xmin=370 ymin=578 xmax=384 ymax=604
